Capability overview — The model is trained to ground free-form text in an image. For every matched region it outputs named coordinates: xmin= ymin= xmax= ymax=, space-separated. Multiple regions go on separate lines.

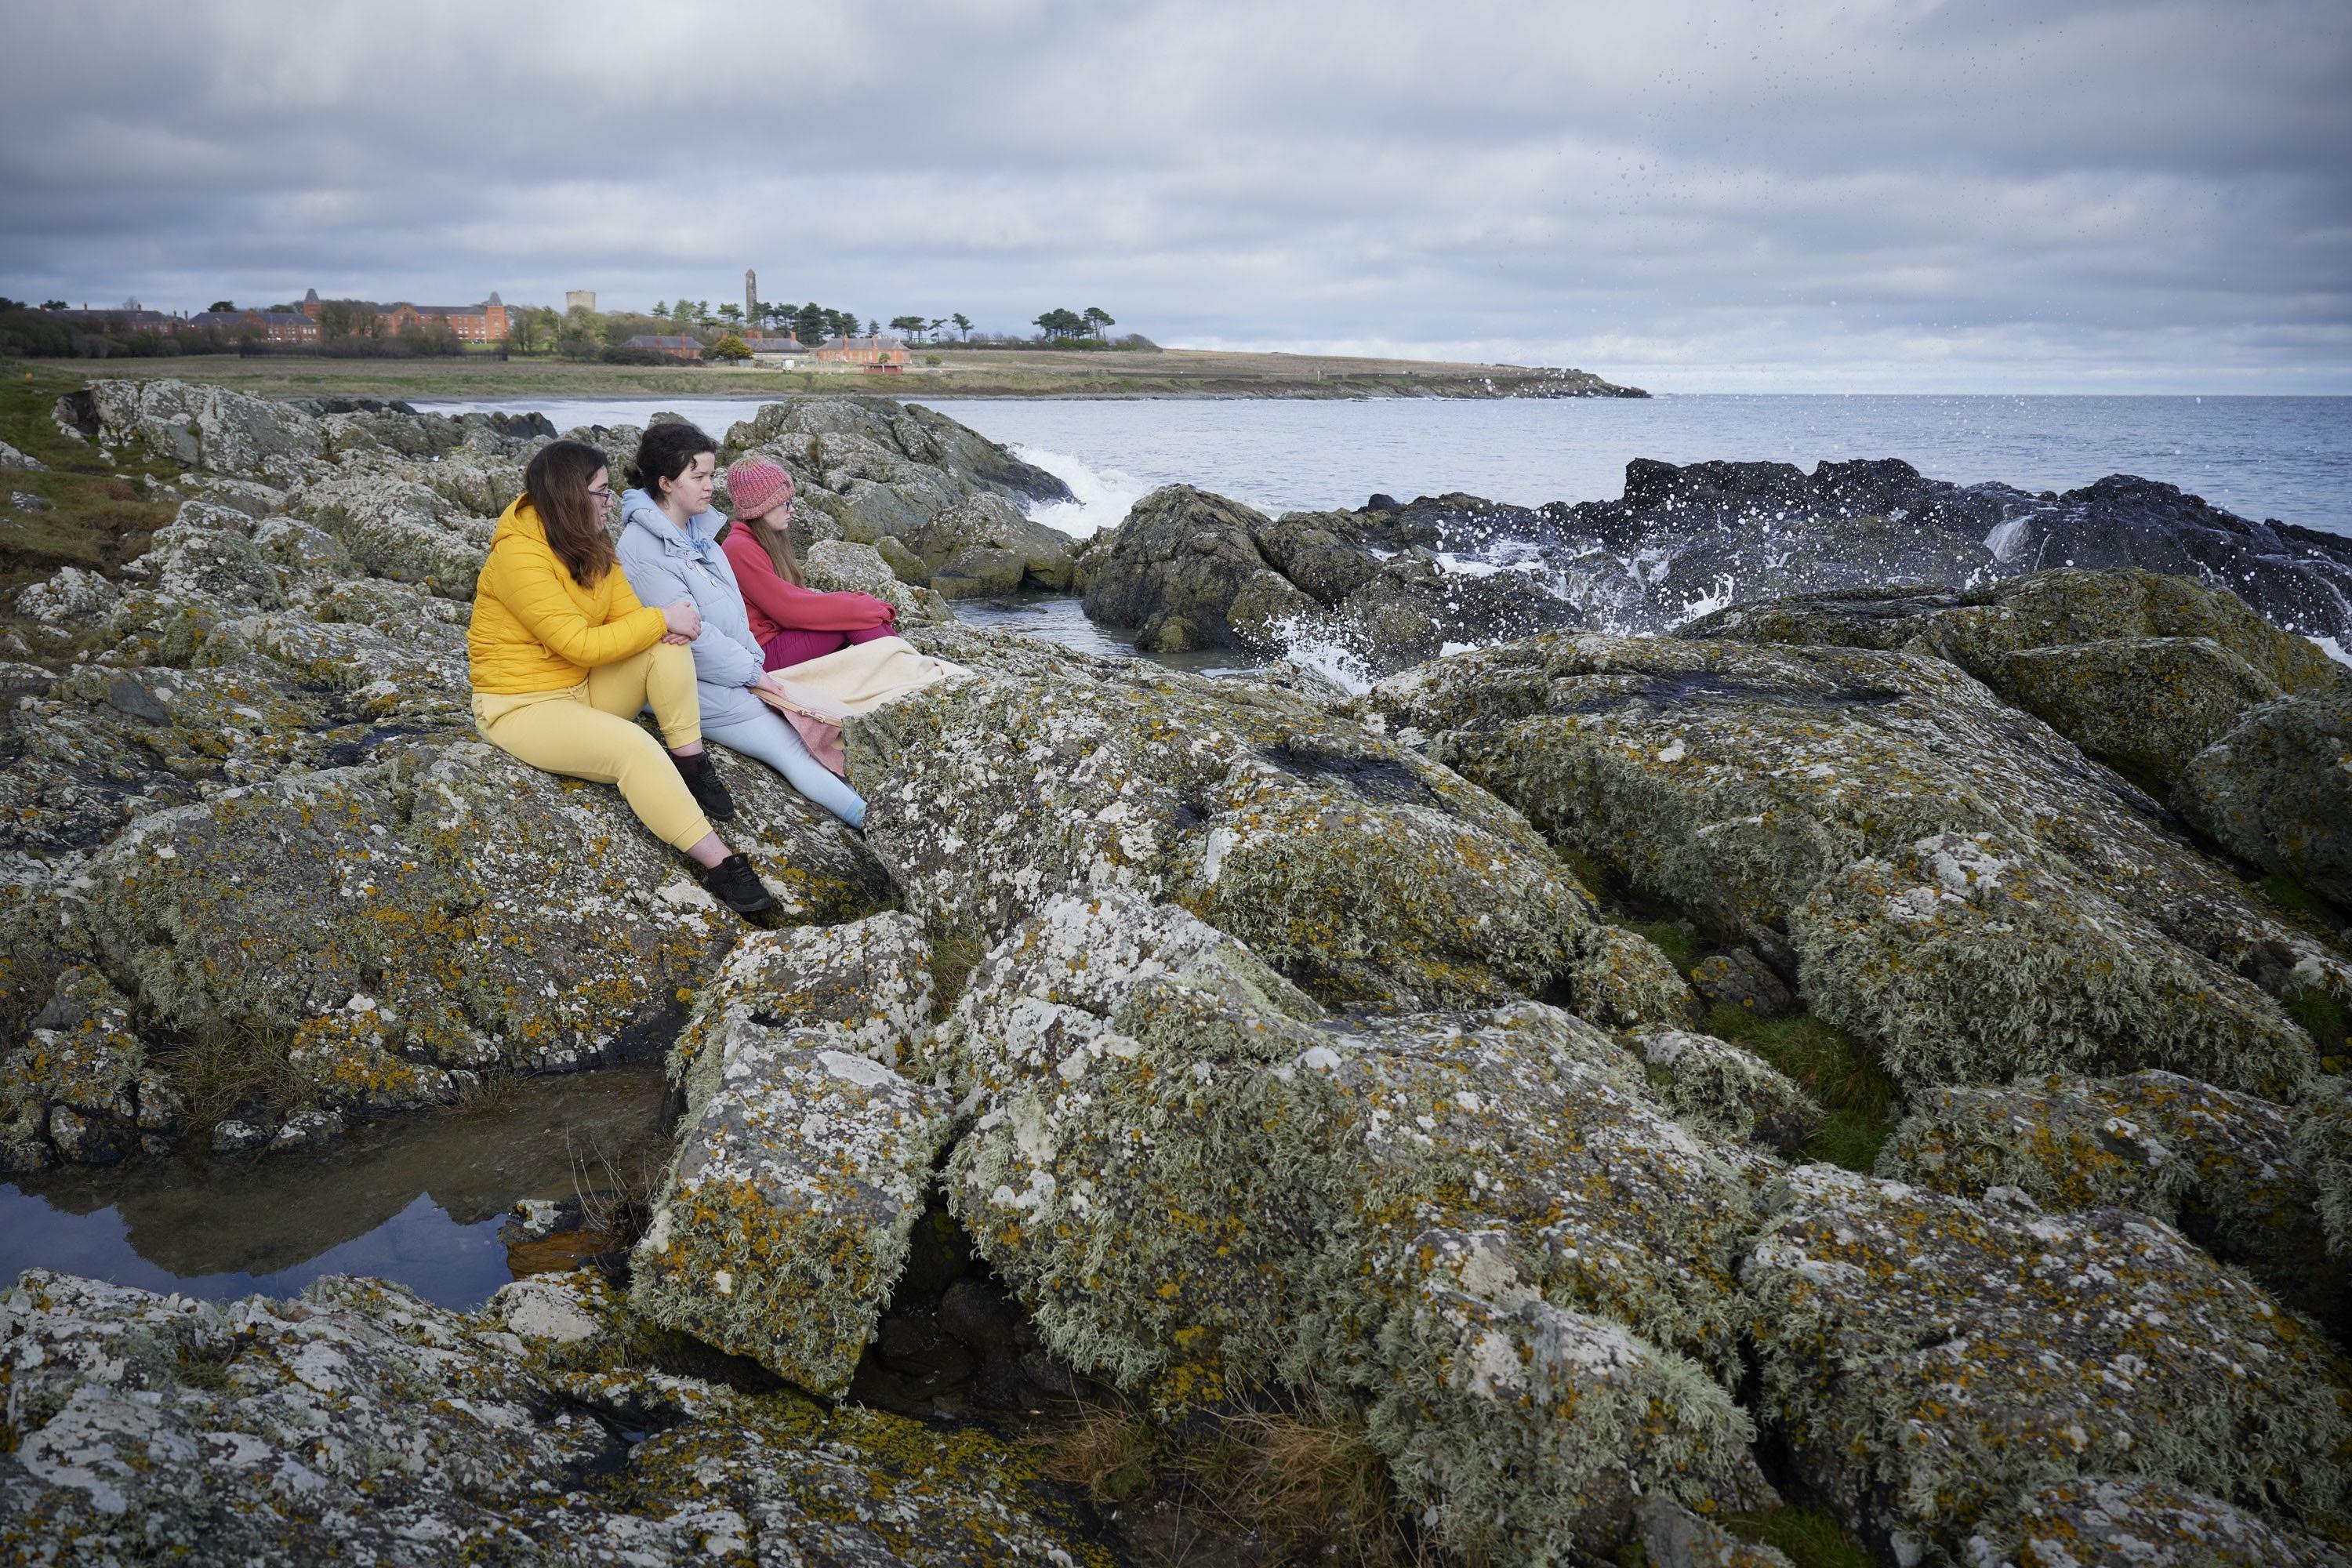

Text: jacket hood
xmin=491 ymin=494 xmax=548 ymax=546
xmin=619 ymin=488 xmax=727 ymax=555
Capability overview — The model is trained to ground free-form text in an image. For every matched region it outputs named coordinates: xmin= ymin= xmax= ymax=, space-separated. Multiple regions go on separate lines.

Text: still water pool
xmin=0 ymin=1066 xmax=667 ymax=1310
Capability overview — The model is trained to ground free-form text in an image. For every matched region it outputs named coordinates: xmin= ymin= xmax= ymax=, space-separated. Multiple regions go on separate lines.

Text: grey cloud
xmin=1 ymin=0 xmax=2346 ymax=390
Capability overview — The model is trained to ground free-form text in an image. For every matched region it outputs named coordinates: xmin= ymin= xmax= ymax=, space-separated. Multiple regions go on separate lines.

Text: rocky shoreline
xmin=3 ymin=379 xmax=2349 ymax=1566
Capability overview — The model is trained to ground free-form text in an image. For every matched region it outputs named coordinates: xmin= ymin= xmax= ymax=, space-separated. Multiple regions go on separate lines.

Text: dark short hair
xmin=626 ymin=420 xmax=719 ymax=501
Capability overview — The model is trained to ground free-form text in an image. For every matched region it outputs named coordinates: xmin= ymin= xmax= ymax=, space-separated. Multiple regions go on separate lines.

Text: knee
xmin=650 ymin=641 xmax=695 ymax=677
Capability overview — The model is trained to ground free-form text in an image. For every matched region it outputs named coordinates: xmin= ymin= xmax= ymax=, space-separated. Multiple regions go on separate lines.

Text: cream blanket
xmin=753 ymin=636 xmax=967 ymax=776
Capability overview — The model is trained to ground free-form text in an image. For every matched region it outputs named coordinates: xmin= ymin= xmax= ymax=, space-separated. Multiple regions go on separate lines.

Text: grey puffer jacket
xmin=615 ymin=488 xmax=769 ymax=731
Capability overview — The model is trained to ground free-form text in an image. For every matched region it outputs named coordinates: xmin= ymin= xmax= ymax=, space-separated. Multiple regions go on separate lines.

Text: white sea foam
xmin=1014 ymin=443 xmax=1149 ymax=538
xmin=1268 ymin=617 xmax=1377 ymax=695
xmin=2311 ymin=635 xmax=2351 ymax=667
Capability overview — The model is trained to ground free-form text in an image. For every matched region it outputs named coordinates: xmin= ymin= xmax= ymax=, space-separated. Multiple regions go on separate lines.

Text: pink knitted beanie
xmin=726 ymin=456 xmax=793 ymax=520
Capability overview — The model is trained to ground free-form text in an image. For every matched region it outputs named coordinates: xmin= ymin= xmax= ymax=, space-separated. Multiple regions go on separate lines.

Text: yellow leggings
xmin=471 ymin=642 xmax=714 ymax=851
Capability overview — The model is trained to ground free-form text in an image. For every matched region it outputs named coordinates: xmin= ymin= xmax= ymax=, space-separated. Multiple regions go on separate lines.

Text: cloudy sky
xmin=4 ymin=0 xmax=2347 ymax=392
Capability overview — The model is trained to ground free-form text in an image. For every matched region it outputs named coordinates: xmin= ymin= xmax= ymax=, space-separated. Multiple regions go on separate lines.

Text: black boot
xmin=697 ymin=852 xmax=776 ymax=916
xmin=671 ymin=747 xmax=736 ymax=822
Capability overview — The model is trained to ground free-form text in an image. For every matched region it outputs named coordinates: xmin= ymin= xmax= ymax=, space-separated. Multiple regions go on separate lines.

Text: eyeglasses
xmin=586 ymin=485 xmax=614 ymax=501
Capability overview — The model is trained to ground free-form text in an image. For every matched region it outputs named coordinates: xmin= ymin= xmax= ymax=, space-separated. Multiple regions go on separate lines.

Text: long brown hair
xmin=522 ymin=439 xmax=615 ymax=586
xmin=744 ymin=506 xmax=805 ymax=586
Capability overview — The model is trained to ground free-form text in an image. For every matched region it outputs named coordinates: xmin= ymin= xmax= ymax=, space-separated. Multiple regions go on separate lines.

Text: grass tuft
xmin=1027 ymin=1396 xmax=1443 ymax=1566
xmin=1703 ymin=1003 xmax=1896 ymax=1172
xmin=174 ymin=1341 xmax=236 ymax=1392
xmin=2259 ymin=873 xmax=2345 ymax=927
xmin=1624 ymin=918 xmax=1703 ymax=976
xmin=568 ymin=1128 xmax=663 ymax=1254
xmin=157 ymin=1020 xmax=305 ymax=1149
xmin=1722 ymin=1505 xmax=1875 ymax=1568
xmin=927 ymin=926 xmax=988 ymax=1023
xmin=453 ymin=1071 xmax=523 ymax=1116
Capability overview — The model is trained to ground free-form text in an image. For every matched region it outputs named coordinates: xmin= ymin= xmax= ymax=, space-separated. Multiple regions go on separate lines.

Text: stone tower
xmin=745 ymin=269 xmax=757 ymax=325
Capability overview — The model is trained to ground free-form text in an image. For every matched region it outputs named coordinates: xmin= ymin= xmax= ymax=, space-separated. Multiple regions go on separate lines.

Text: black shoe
xmin=697 ymin=852 xmax=776 ymax=916
xmin=672 ymin=749 xmax=736 ymax=822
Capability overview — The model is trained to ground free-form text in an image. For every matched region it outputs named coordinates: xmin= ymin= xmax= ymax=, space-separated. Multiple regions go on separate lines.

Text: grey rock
xmin=1743 ymin=1164 xmax=2352 ymax=1563
xmin=0 ymin=437 xmax=47 ymax=471
xmin=1370 ymin=633 xmax=2339 ymax=1098
xmin=2175 ymin=683 xmax=2352 ymax=911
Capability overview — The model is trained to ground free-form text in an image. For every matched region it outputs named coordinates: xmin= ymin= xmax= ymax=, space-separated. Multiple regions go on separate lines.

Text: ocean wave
xmin=1014 ymin=443 xmax=1150 ymax=538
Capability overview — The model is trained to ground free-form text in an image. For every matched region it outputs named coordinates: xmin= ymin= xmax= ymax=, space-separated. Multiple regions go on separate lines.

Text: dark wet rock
xmin=1743 ymin=1164 xmax=2352 ymax=1565
xmin=2176 ymin=684 xmax=2352 ymax=910
xmin=1076 ymin=484 xmax=1584 ymax=671
xmin=1369 ymin=633 xmax=2339 ymax=1098
xmin=1105 ymin=460 xmax=2352 ymax=662
xmin=1690 ymin=947 xmax=1795 ymax=1017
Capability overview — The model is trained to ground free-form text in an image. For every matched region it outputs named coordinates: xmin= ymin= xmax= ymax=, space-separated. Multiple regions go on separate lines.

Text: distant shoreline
xmin=7 ymin=345 xmax=1647 ymax=402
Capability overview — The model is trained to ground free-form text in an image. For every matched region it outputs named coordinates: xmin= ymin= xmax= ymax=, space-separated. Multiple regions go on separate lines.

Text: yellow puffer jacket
xmin=467 ymin=495 xmax=667 ymax=694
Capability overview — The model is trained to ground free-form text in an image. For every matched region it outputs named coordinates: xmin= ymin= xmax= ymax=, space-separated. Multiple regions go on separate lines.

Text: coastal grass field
xmin=2 ymin=345 xmax=1640 ymax=403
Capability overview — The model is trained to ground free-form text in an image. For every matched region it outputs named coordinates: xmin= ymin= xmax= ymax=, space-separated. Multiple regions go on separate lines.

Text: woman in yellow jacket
xmin=468 ymin=438 xmax=779 ymax=914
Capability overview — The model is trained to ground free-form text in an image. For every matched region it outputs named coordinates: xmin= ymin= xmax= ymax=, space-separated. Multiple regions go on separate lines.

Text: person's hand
xmin=659 ymin=630 xmax=692 ymax=645
xmin=662 ymin=600 xmax=702 ymax=639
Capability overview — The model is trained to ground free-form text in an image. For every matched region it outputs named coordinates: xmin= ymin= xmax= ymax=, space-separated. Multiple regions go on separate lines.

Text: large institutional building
xmin=298 ymin=289 xmax=515 ymax=341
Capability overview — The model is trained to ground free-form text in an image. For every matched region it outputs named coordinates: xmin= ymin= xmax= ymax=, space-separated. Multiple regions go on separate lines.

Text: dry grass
xmin=1028 ymin=1397 xmax=1450 ymax=1567
xmin=567 ymin=1127 xmax=665 ymax=1254
xmin=158 ymin=1020 xmax=306 ymax=1149
xmin=452 ymin=1070 xmax=523 ymax=1116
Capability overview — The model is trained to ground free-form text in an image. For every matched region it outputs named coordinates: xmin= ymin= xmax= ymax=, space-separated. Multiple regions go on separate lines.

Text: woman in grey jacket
xmin=616 ymin=423 xmax=868 ymax=828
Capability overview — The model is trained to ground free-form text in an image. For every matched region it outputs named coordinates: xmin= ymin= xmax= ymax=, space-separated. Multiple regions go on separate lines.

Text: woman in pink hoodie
xmin=719 ymin=457 xmax=899 ymax=670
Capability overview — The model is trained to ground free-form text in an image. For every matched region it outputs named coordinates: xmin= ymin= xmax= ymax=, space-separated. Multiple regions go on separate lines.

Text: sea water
xmin=423 ymin=393 xmax=2352 ymax=539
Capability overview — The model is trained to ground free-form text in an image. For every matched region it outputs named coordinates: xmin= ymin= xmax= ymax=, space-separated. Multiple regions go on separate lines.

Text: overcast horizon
xmin=3 ymin=0 xmax=2348 ymax=394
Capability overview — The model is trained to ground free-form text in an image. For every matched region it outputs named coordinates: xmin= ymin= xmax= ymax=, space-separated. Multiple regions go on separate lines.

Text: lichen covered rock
xmin=938 ymin=891 xmax=1767 ymax=1560
xmin=1632 ymin=1025 xmax=1821 ymax=1152
xmin=2175 ymin=684 xmax=2352 ymax=910
xmin=1743 ymin=1166 xmax=2352 ymax=1563
xmin=1973 ymin=1476 xmax=2350 ymax=1568
xmin=630 ymin=1024 xmax=954 ymax=1395
xmin=0 ymin=1268 xmax=1108 ymax=1566
xmin=1791 ymin=832 xmax=2311 ymax=1097
xmin=851 ymin=633 xmax=1596 ymax=1009
xmin=1370 ymin=633 xmax=2337 ymax=1095
xmin=1878 ymin=1069 xmax=2345 ymax=1328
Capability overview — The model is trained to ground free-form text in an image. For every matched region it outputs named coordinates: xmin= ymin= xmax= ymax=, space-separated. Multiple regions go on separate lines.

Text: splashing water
xmin=2312 ymin=635 xmax=2351 ymax=668
xmin=1014 ymin=444 xmax=1150 ymax=538
xmin=1267 ymin=616 xmax=1379 ymax=695
xmin=1670 ymin=574 xmax=1740 ymax=626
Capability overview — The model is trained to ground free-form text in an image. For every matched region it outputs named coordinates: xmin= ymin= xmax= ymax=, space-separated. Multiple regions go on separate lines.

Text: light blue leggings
xmin=702 ymin=709 xmax=867 ymax=828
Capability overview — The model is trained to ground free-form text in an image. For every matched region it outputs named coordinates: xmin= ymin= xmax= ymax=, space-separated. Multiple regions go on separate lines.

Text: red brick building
xmin=622 ymin=335 xmax=704 ymax=361
xmin=299 ymin=288 xmax=514 ymax=341
xmin=812 ymin=333 xmax=909 ymax=370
